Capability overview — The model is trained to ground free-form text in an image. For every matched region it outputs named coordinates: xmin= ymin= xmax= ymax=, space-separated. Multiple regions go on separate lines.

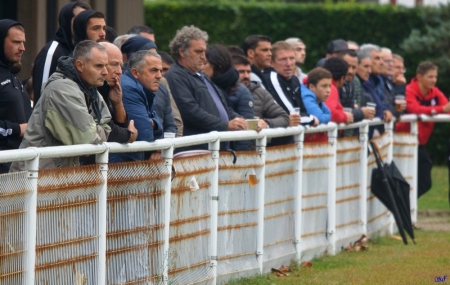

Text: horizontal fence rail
xmin=0 ymin=114 xmax=449 ymax=285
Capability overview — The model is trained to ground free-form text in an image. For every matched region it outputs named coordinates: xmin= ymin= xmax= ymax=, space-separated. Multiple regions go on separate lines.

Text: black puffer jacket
xmin=0 ymin=19 xmax=31 ymax=151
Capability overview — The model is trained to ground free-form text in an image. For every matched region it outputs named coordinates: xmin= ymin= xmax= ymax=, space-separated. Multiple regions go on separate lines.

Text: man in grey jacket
xmin=10 ymin=40 xmax=111 ymax=171
xmin=232 ymin=55 xmax=289 ymax=131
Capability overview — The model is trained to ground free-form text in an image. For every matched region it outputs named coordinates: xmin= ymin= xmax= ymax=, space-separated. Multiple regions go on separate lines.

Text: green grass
xmin=226 ymin=230 xmax=450 ymax=285
xmin=418 ymin=166 xmax=450 ymax=210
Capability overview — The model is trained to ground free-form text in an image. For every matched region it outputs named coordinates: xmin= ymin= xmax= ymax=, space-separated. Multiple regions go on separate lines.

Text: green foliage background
xmin=145 ymin=1 xmax=449 ymax=164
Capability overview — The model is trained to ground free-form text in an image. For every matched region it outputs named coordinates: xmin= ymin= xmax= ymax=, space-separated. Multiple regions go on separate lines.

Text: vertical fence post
xmin=327 ymin=127 xmax=337 ymax=255
xmin=208 ymin=138 xmax=220 ymax=284
xmin=255 ymin=135 xmax=267 ymax=273
xmin=359 ymin=122 xmax=369 ymax=236
xmin=161 ymin=145 xmax=174 ymax=285
xmin=409 ymin=120 xmax=419 ymax=225
xmin=25 ymin=151 xmax=39 ymax=285
xmin=293 ymin=130 xmax=304 ymax=261
xmin=385 ymin=120 xmax=395 ymax=235
xmin=95 ymin=147 xmax=109 ymax=285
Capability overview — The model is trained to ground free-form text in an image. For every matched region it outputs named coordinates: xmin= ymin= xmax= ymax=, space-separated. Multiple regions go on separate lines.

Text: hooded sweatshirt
xmin=396 ymin=77 xmax=449 ymax=145
xmin=0 ymin=19 xmax=32 ymax=151
xmin=324 ymin=80 xmax=347 ymax=124
xmin=73 ymin=10 xmax=98 ymax=46
xmin=32 ymin=2 xmax=85 ymax=104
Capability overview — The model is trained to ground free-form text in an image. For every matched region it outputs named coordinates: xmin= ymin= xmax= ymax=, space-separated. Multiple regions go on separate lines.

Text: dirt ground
xmin=416 ymin=210 xmax=450 ymax=231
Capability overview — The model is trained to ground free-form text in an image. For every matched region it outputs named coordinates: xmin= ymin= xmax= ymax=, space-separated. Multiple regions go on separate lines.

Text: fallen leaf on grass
xmin=301 ymin=261 xmax=313 ymax=268
xmin=271 ymin=268 xmax=289 ymax=277
xmin=279 ymin=265 xmax=291 ymax=272
xmin=391 ymin=235 xmax=403 ymax=241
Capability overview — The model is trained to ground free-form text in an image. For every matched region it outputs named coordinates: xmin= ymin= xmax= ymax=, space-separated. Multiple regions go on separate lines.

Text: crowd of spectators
xmin=1 ymin=1 xmax=449 ymax=197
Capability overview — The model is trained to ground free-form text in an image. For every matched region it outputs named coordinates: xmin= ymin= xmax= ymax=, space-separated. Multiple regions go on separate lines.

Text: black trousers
xmin=417 ymin=145 xmax=432 ymax=198
xmin=0 ymin=162 xmax=11 ymax=174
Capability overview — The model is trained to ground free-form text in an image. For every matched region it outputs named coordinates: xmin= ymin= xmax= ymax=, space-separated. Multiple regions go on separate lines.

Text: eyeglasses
xmin=394 ymin=66 xmax=406 ymax=73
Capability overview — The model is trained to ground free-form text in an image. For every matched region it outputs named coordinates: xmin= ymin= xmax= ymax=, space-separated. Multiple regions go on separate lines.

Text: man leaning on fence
xmin=10 ymin=40 xmax=112 ymax=172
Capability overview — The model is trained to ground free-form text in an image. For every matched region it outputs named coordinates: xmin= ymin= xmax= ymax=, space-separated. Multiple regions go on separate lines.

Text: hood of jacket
xmin=73 ymin=10 xmax=97 ymax=46
xmin=211 ymin=67 xmax=239 ymax=94
xmin=54 ymin=2 xmax=83 ymax=51
xmin=0 ymin=19 xmax=24 ymax=69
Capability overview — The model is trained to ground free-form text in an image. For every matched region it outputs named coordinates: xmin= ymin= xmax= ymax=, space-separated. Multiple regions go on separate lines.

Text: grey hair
xmin=359 ymin=43 xmax=381 ymax=55
xmin=356 ymin=49 xmax=372 ymax=64
xmin=128 ymin=50 xmax=161 ymax=72
xmin=73 ymin=40 xmax=106 ymax=63
xmin=285 ymin=37 xmax=304 ymax=47
xmin=381 ymin=47 xmax=392 ymax=54
xmin=169 ymin=25 xmax=208 ymax=59
xmin=113 ymin=34 xmax=137 ymax=49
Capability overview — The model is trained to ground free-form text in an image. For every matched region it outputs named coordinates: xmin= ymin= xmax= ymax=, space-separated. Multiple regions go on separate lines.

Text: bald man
xmin=98 ymin=42 xmax=137 ymax=144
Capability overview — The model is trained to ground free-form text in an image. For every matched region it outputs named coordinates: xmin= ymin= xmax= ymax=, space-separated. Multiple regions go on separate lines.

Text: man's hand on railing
xmin=257 ymin=119 xmax=268 ymax=132
xmin=312 ymin=116 xmax=319 ymax=127
xmin=361 ymin=107 xmax=375 ymax=120
xmin=127 ymin=120 xmax=138 ymax=143
xmin=345 ymin=112 xmax=354 ymax=124
xmin=442 ymin=102 xmax=450 ymax=113
xmin=383 ymin=110 xmax=393 ymax=122
xmin=227 ymin=118 xmax=247 ymax=130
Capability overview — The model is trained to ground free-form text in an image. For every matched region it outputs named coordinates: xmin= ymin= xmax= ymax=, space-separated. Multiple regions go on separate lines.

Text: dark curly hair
xmin=322 ymin=57 xmax=348 ymax=81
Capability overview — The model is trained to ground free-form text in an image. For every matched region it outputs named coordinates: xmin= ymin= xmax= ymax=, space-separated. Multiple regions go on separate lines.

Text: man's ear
xmin=179 ymin=48 xmax=186 ymax=59
xmin=308 ymin=83 xmax=315 ymax=92
xmin=75 ymin=59 xmax=84 ymax=73
xmin=247 ymin=49 xmax=254 ymax=60
xmin=131 ymin=68 xmax=139 ymax=79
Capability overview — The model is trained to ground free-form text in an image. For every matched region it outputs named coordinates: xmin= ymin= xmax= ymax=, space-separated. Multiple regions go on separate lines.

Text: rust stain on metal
xmin=265 ymin=169 xmax=296 ymax=178
xmin=303 ymin=153 xmax=333 ymax=159
xmin=217 ymin=222 xmax=257 ymax=231
xmin=265 ymin=197 xmax=295 ymax=207
xmin=0 ymin=190 xmax=30 ymax=198
xmin=35 ymin=253 xmax=98 ymax=270
xmin=264 ymin=237 xmax=292 ymax=247
xmin=36 ymin=199 xmax=97 ymax=212
xmin=106 ymin=240 xmax=164 ymax=256
xmin=337 ymin=136 xmax=359 ymax=142
xmin=0 ymin=209 xmax=26 ymax=218
xmin=36 ymin=236 xmax=96 ymax=250
xmin=302 ymin=205 xmax=326 ymax=212
xmin=336 ymin=196 xmax=360 ymax=204
xmin=108 ymin=160 xmax=170 ymax=183
xmin=301 ymin=230 xmax=326 ymax=238
xmin=168 ymin=260 xmax=209 ymax=274
xmin=336 ymin=184 xmax=360 ymax=191
xmin=393 ymin=154 xmax=414 ymax=158
xmin=107 ymin=191 xmax=165 ymax=202
xmin=107 ymin=224 xmax=164 ymax=237
xmin=264 ymin=210 xmax=295 ymax=220
xmin=367 ymin=210 xmax=389 ymax=224
xmin=304 ymin=141 xmax=329 ymax=147
xmin=336 ymin=159 xmax=359 ymax=166
xmin=169 ymin=229 xmax=210 ymax=243
xmin=170 ymin=182 xmax=211 ymax=193
xmin=0 ymin=249 xmax=25 ymax=258
xmin=302 ymin=192 xmax=327 ymax=198
xmin=336 ymin=220 xmax=360 ymax=229
xmin=217 ymin=251 xmax=255 ymax=261
xmin=219 ymin=162 xmax=262 ymax=170
xmin=38 ymin=165 xmax=103 ymax=191
xmin=170 ymin=214 xmax=210 ymax=226
xmin=0 ymin=270 xmax=25 ymax=278
xmin=218 ymin=208 xmax=257 ymax=216
xmin=265 ymin=156 xmax=299 ymax=165
xmin=393 ymin=141 xmax=416 ymax=146
xmin=267 ymin=143 xmax=298 ymax=151
xmin=302 ymin=166 xmax=329 ymax=172
xmin=336 ymin=146 xmax=360 ymax=154
xmin=219 ymin=179 xmax=257 ymax=186
xmin=366 ymin=194 xmax=376 ymax=201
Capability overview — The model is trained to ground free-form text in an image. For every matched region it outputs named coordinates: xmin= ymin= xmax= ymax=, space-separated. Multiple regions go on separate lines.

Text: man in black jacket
xmin=165 ymin=25 xmax=247 ymax=151
xmin=73 ymin=10 xmax=106 ymax=46
xmin=243 ymin=34 xmax=272 ymax=89
xmin=0 ymin=20 xmax=32 ymax=173
xmin=32 ymin=1 xmax=91 ymax=105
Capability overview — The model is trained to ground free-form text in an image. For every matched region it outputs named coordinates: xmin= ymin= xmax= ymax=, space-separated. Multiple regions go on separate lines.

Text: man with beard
xmin=0 ymin=20 xmax=31 ymax=173
xmin=73 ymin=10 xmax=106 ymax=46
xmin=243 ymin=34 xmax=272 ymax=89
xmin=32 ymin=1 xmax=91 ymax=104
xmin=110 ymin=50 xmax=163 ymax=162
xmin=10 ymin=40 xmax=112 ymax=171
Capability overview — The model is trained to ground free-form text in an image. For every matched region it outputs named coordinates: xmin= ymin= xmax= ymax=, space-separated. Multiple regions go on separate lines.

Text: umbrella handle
xmin=370 ymin=141 xmax=385 ymax=164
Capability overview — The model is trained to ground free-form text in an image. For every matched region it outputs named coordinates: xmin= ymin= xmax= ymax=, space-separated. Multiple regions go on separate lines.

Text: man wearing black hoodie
xmin=0 ymin=20 xmax=32 ymax=173
xmin=32 ymin=1 xmax=91 ymax=105
xmin=73 ymin=10 xmax=106 ymax=46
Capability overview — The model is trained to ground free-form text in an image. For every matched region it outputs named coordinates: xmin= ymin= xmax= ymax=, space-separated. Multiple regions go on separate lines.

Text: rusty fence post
xmin=208 ymin=137 xmax=220 ymax=284
xmin=161 ymin=144 xmax=174 ymax=285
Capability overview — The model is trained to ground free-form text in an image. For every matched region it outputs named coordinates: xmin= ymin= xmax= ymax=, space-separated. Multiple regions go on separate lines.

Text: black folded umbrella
xmin=370 ymin=141 xmax=413 ymax=245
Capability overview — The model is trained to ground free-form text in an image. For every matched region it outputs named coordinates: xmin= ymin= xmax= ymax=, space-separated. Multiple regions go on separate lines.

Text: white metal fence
xmin=0 ymin=115 xmax=446 ymax=285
